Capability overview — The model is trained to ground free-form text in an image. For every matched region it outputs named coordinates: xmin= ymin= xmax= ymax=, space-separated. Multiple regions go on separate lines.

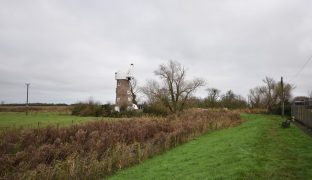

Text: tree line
xmin=73 ymin=60 xmax=296 ymax=117
xmin=137 ymin=60 xmax=294 ymax=115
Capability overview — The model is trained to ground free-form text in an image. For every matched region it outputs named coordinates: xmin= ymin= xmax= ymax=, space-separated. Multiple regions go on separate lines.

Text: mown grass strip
xmin=109 ymin=114 xmax=312 ymax=180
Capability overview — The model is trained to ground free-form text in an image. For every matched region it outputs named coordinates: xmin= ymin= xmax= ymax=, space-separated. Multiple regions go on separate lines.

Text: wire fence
xmin=291 ymin=105 xmax=312 ymax=128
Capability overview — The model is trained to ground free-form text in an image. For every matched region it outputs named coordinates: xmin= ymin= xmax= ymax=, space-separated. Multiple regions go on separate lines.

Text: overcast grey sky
xmin=1 ymin=0 xmax=312 ymax=104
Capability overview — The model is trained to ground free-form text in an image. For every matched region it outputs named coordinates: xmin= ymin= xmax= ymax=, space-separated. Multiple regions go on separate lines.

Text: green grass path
xmin=0 ymin=112 xmax=99 ymax=128
xmin=109 ymin=114 xmax=312 ymax=179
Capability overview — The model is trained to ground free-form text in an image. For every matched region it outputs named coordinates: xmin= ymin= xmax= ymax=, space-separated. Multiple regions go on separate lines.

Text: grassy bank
xmin=0 ymin=112 xmax=99 ymax=128
xmin=109 ymin=114 xmax=312 ymax=179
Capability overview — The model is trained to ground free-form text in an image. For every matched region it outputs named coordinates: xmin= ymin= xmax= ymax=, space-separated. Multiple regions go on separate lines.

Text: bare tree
xmin=248 ymin=76 xmax=277 ymax=110
xmin=129 ymin=78 xmax=140 ymax=105
xmin=274 ymin=81 xmax=294 ymax=103
xmin=308 ymin=91 xmax=312 ymax=98
xmin=261 ymin=77 xmax=276 ymax=111
xmin=206 ymin=88 xmax=220 ymax=101
xmin=248 ymin=86 xmax=264 ymax=108
xmin=248 ymin=76 xmax=295 ymax=111
xmin=141 ymin=80 xmax=162 ymax=104
xmin=142 ymin=60 xmax=205 ymax=112
xmin=205 ymin=88 xmax=220 ymax=107
xmin=221 ymin=90 xmax=247 ymax=109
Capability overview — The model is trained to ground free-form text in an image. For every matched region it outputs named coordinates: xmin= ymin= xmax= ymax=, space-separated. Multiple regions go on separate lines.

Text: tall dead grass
xmin=0 ymin=109 xmax=241 ymax=179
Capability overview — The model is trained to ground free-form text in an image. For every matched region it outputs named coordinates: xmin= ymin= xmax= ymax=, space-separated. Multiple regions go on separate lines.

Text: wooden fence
xmin=291 ymin=105 xmax=312 ymax=128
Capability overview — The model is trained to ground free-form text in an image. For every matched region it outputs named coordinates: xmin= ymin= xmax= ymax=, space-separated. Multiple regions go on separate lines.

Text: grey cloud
xmin=0 ymin=0 xmax=312 ymax=103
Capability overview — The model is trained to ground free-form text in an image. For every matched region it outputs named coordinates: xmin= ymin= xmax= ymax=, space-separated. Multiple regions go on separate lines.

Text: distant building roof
xmin=292 ymin=96 xmax=309 ymax=102
xmin=292 ymin=96 xmax=312 ymax=108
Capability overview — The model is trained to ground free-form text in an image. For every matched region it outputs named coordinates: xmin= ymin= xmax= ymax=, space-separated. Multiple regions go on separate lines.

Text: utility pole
xmin=281 ymin=77 xmax=284 ymax=117
xmin=26 ymin=83 xmax=30 ymax=115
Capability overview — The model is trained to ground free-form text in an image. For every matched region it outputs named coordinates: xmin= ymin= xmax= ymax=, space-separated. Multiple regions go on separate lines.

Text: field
xmin=109 ymin=114 xmax=312 ymax=179
xmin=0 ymin=112 xmax=101 ymax=129
xmin=0 ymin=105 xmax=71 ymax=113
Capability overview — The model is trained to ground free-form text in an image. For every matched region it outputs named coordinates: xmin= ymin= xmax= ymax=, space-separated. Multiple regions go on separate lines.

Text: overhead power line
xmin=292 ymin=54 xmax=312 ymax=80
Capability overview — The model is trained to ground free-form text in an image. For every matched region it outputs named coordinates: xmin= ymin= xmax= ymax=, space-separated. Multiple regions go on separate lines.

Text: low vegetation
xmin=71 ymin=101 xmax=107 ymax=117
xmin=0 ymin=109 xmax=240 ymax=179
xmin=195 ymin=89 xmax=248 ymax=109
xmin=110 ymin=114 xmax=312 ymax=179
xmin=71 ymin=101 xmax=144 ymax=118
